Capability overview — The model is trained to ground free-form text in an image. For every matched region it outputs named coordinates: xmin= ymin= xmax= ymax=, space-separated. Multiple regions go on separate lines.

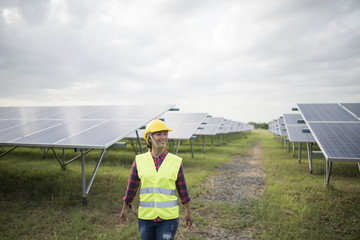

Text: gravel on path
xmin=192 ymin=141 xmax=265 ymax=240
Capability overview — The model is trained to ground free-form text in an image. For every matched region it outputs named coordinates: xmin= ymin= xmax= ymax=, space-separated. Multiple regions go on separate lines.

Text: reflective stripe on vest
xmin=140 ymin=187 xmax=176 ymax=196
xmin=139 ymin=200 xmax=178 ymax=208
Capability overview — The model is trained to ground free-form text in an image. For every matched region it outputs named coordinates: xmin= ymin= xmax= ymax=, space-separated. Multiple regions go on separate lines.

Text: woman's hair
xmin=147 ymin=140 xmax=152 ymax=149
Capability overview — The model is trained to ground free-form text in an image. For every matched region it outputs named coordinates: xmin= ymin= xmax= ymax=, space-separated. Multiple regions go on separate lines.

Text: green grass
xmin=0 ymin=130 xmax=359 ymax=239
xmin=254 ymin=130 xmax=360 ymax=239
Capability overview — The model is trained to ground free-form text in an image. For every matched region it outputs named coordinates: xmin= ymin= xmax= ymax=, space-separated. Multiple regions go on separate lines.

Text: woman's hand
xmin=186 ymin=213 xmax=193 ymax=229
xmin=184 ymin=202 xmax=193 ymax=229
xmin=120 ymin=202 xmax=129 ymax=224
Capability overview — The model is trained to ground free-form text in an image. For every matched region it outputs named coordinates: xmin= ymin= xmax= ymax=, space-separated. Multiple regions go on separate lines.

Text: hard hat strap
xmin=149 ymin=133 xmax=160 ymax=149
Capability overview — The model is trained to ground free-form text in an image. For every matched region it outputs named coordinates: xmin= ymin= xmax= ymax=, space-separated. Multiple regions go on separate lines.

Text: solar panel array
xmin=0 ymin=105 xmax=174 ymax=149
xmin=270 ymin=103 xmax=360 ymax=185
xmin=297 ymin=103 xmax=360 ymax=161
xmin=0 ymin=105 xmax=254 ymax=205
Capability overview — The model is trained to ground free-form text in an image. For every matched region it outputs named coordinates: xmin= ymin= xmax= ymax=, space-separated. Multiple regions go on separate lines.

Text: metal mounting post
xmin=135 ymin=130 xmax=143 ymax=153
xmin=307 ymin=143 xmax=313 ymax=174
xmin=326 ymin=160 xmax=333 ymax=185
xmin=81 ymin=149 xmax=107 ymax=206
xmin=175 ymin=139 xmax=181 ymax=155
xmin=81 ymin=149 xmax=87 ymax=206
xmin=190 ymin=138 xmax=194 ymax=158
xmin=292 ymin=142 xmax=295 ymax=157
xmin=202 ymin=136 xmax=206 ymax=151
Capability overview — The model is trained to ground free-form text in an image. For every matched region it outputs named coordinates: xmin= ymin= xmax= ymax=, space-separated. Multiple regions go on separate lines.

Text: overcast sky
xmin=1 ymin=0 xmax=359 ymax=123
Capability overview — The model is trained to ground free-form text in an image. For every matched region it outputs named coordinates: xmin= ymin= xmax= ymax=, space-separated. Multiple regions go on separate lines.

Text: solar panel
xmin=341 ymin=103 xmax=360 ymax=119
xmin=278 ymin=117 xmax=287 ymax=137
xmin=161 ymin=112 xmax=209 ymax=140
xmin=0 ymin=120 xmax=64 ymax=143
xmin=195 ymin=117 xmax=224 ymax=136
xmin=297 ymin=103 xmax=358 ymax=121
xmin=0 ymin=120 xmax=28 ymax=131
xmin=283 ymin=113 xmax=304 ymax=125
xmin=286 ymin=125 xmax=316 ymax=143
xmin=297 ymin=103 xmax=360 ymax=184
xmin=0 ymin=105 xmax=175 ymax=149
xmin=10 ymin=120 xmax=103 ymax=147
xmin=283 ymin=114 xmax=315 ymax=143
xmin=217 ymin=119 xmax=232 ymax=134
xmin=307 ymin=122 xmax=360 ymax=161
xmin=0 ymin=105 xmax=176 ymax=205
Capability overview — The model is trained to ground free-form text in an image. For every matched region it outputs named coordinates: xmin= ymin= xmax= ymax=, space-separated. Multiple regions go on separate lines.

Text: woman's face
xmin=151 ymin=131 xmax=168 ymax=148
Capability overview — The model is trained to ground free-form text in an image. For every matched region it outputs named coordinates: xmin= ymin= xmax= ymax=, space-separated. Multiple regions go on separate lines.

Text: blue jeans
xmin=138 ymin=218 xmax=179 ymax=240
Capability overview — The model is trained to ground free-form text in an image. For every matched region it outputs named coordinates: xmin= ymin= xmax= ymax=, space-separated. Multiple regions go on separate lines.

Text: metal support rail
xmin=0 ymin=146 xmax=18 ymax=158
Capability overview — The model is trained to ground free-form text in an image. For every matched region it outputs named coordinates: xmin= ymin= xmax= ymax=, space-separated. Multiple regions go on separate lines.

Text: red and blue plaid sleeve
xmin=176 ymin=163 xmax=191 ymax=204
xmin=122 ymin=159 xmax=140 ymax=207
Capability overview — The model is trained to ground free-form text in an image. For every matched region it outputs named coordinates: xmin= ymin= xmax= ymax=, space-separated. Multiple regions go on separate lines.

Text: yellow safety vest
xmin=136 ymin=151 xmax=182 ymax=220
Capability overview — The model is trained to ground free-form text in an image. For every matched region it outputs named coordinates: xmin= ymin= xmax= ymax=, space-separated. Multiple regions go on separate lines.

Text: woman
xmin=120 ymin=119 xmax=193 ymax=240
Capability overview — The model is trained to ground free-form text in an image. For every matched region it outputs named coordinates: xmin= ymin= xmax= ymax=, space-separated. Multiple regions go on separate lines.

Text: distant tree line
xmin=248 ymin=122 xmax=268 ymax=129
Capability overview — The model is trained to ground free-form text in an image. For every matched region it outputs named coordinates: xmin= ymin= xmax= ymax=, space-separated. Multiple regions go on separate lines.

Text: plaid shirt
xmin=123 ymin=150 xmax=191 ymax=222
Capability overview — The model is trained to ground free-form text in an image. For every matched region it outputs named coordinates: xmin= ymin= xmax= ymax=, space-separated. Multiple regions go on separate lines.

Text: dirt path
xmin=193 ymin=141 xmax=265 ymax=239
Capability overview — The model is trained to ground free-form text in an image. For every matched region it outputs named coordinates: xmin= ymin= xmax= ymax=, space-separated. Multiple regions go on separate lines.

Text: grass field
xmin=0 ymin=130 xmax=359 ymax=239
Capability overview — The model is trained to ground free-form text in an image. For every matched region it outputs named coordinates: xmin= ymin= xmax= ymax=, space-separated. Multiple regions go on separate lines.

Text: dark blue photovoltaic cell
xmin=308 ymin=122 xmax=360 ymax=160
xmin=341 ymin=103 xmax=360 ymax=118
xmin=297 ymin=103 xmax=359 ymax=122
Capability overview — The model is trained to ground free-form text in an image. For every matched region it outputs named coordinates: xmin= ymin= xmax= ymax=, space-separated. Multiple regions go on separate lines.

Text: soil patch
xmin=193 ymin=141 xmax=265 ymax=239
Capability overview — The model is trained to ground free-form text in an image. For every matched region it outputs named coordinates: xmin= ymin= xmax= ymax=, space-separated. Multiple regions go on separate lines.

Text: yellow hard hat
xmin=144 ymin=119 xmax=172 ymax=140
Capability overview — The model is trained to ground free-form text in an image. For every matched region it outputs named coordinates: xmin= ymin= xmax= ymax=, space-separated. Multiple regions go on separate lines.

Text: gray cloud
xmin=0 ymin=0 xmax=359 ymax=122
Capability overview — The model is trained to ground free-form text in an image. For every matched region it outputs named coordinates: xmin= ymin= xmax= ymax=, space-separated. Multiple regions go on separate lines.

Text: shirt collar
xmin=152 ymin=150 xmax=168 ymax=160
